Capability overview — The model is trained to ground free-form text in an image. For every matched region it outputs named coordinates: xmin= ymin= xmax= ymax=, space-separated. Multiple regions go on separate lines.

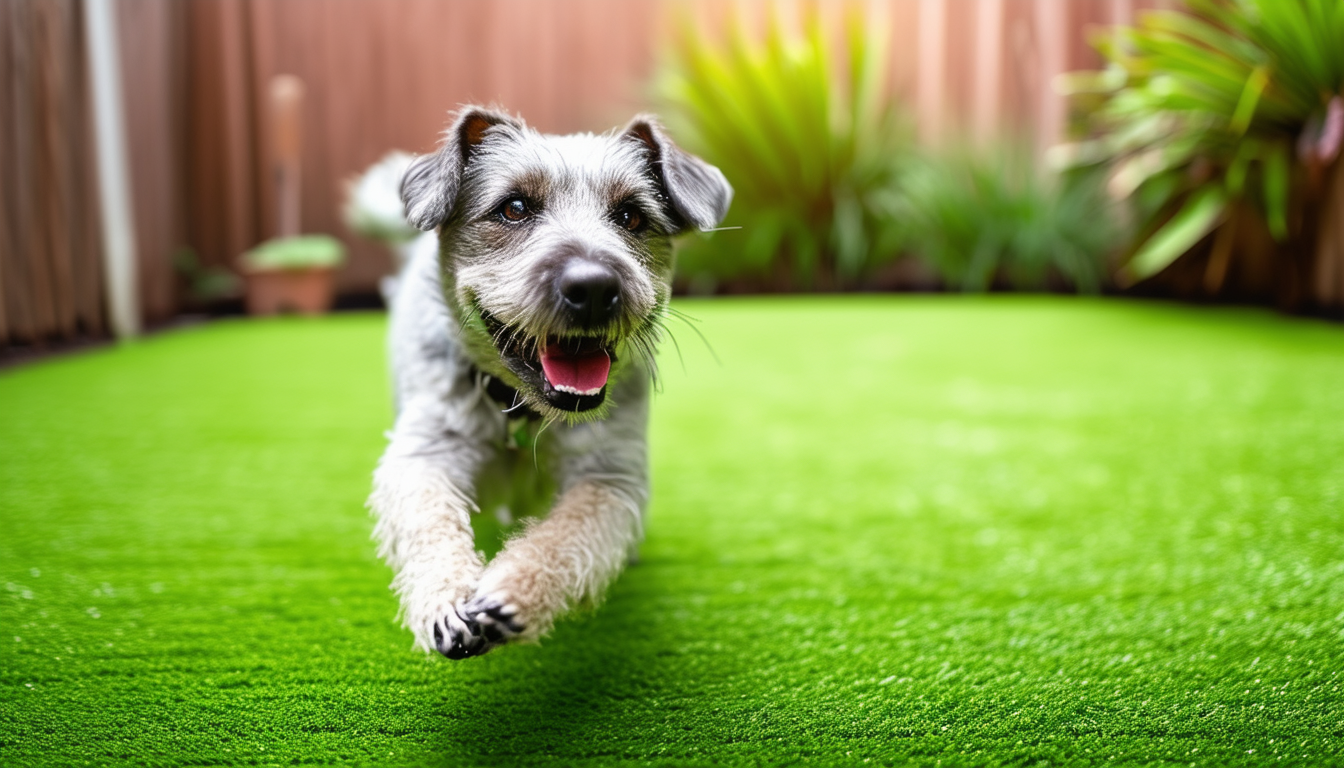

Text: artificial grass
xmin=1 ymin=298 xmax=1341 ymax=767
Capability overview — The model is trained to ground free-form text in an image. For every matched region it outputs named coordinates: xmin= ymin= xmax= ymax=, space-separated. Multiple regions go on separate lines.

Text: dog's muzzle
xmin=475 ymin=251 xmax=639 ymax=414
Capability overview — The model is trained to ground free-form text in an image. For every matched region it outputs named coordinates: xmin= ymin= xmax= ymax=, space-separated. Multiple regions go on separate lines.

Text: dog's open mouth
xmin=480 ymin=309 xmax=616 ymax=412
xmin=540 ymin=337 xmax=610 ymax=397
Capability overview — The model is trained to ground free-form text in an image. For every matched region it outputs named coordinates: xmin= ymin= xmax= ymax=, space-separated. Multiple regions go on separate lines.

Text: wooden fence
xmin=1 ymin=0 xmax=104 ymax=344
xmin=3 ymin=0 xmax=1189 ymax=348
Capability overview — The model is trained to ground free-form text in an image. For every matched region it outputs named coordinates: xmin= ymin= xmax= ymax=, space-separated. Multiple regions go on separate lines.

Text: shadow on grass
xmin=424 ymin=560 xmax=673 ymax=763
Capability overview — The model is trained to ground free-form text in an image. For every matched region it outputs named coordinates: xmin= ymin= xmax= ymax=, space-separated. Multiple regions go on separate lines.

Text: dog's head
xmin=401 ymin=107 xmax=732 ymax=421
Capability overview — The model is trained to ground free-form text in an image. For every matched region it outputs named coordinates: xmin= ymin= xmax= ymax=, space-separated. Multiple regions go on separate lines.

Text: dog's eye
xmin=614 ymin=204 xmax=644 ymax=233
xmin=498 ymin=197 xmax=531 ymax=223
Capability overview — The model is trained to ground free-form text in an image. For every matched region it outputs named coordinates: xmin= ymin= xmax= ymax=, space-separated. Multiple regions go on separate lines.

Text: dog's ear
xmin=621 ymin=116 xmax=733 ymax=233
xmin=402 ymin=106 xmax=523 ymax=231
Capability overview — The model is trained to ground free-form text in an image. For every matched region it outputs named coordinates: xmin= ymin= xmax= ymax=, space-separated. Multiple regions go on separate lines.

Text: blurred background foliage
xmin=898 ymin=152 xmax=1119 ymax=293
xmin=654 ymin=8 xmax=1124 ymax=296
xmin=1060 ymin=0 xmax=1344 ymax=307
xmin=655 ymin=9 xmax=911 ymax=292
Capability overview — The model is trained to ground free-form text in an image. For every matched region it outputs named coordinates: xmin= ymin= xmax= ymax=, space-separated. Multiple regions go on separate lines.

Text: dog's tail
xmin=343 ymin=151 xmax=421 ymax=304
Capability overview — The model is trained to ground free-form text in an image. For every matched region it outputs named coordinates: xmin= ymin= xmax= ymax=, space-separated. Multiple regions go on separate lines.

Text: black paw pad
xmin=432 ymin=610 xmax=489 ymax=660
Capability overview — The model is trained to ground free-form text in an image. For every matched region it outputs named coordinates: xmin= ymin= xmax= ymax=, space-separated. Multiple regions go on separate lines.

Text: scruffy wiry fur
xmin=365 ymin=106 xmax=731 ymax=658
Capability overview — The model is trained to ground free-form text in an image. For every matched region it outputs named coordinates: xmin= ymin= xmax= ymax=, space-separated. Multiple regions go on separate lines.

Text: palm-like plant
xmin=653 ymin=8 xmax=910 ymax=291
xmin=1061 ymin=0 xmax=1344 ymax=305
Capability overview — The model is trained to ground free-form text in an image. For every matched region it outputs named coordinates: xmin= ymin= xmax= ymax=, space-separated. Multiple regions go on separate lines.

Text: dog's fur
xmin=363 ymin=107 xmax=731 ymax=658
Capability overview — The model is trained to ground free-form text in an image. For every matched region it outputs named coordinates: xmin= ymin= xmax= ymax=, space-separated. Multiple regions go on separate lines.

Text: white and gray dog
xmin=358 ymin=107 xmax=731 ymax=658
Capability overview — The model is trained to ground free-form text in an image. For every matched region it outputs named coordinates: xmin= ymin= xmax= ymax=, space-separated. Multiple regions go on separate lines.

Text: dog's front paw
xmin=461 ymin=593 xmax=526 ymax=646
xmin=430 ymin=606 xmax=490 ymax=659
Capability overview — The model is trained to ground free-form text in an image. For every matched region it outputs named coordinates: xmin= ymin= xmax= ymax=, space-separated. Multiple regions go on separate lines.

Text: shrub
xmin=899 ymin=149 xmax=1119 ymax=293
xmin=1061 ymin=0 xmax=1344 ymax=303
xmin=653 ymin=8 xmax=910 ymax=291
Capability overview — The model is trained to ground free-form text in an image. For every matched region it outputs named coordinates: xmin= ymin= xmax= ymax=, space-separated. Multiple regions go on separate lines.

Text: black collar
xmin=472 ymin=365 xmax=543 ymax=421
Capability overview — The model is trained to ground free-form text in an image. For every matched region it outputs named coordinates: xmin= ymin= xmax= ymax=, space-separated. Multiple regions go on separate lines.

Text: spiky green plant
xmin=654 ymin=9 xmax=910 ymax=291
xmin=1061 ymin=0 xmax=1344 ymax=294
xmin=899 ymin=149 xmax=1118 ymax=293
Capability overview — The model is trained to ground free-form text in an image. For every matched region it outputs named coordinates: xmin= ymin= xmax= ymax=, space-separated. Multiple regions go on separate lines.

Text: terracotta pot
xmin=242 ymin=266 xmax=335 ymax=315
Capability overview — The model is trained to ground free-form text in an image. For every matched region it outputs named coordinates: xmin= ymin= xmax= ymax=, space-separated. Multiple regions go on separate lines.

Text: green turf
xmin=2 ymin=298 xmax=1342 ymax=767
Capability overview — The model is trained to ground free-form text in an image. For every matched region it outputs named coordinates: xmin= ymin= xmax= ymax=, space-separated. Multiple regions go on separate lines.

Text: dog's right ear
xmin=401 ymin=107 xmax=522 ymax=231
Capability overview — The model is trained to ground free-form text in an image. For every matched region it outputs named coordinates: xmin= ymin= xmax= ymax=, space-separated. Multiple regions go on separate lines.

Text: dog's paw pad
xmin=462 ymin=594 xmax=525 ymax=643
xmin=431 ymin=610 xmax=490 ymax=660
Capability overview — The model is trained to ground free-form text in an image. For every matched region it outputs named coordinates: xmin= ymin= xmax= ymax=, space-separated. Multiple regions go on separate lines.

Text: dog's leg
xmin=463 ymin=478 xmax=643 ymax=646
xmin=463 ymin=374 xmax=651 ymax=649
xmin=369 ymin=398 xmax=492 ymax=658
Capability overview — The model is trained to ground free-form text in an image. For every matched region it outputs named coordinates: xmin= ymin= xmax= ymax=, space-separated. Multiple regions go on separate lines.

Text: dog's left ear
xmin=621 ymin=116 xmax=733 ymax=233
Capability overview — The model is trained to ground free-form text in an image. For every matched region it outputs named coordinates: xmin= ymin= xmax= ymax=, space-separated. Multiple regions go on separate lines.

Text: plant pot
xmin=242 ymin=266 xmax=335 ymax=315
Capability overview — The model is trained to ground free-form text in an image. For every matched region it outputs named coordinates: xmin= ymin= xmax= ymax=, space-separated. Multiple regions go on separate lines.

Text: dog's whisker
xmin=637 ymin=329 xmax=663 ymax=387
xmin=665 ymin=306 xmax=702 ymax=324
xmin=501 ymin=398 xmax=531 ymax=416
xmin=636 ymin=336 xmax=661 ymax=391
xmin=668 ymin=311 xmax=719 ymax=366
xmin=530 ymin=412 xmax=562 ymax=469
xmin=662 ymin=325 xmax=687 ymax=375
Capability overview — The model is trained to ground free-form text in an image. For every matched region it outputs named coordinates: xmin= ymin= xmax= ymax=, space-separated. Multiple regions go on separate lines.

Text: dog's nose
xmin=557 ymin=259 xmax=621 ymax=328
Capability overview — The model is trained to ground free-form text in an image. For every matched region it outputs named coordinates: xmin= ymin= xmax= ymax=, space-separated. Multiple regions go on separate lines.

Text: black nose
xmin=557 ymin=258 xmax=621 ymax=328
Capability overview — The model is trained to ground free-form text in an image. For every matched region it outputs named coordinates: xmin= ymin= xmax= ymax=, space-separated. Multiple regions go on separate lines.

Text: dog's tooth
xmin=552 ymin=383 xmax=603 ymax=396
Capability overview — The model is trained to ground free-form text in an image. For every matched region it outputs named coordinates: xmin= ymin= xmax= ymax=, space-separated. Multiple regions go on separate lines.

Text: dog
xmin=358 ymin=107 xmax=732 ymax=658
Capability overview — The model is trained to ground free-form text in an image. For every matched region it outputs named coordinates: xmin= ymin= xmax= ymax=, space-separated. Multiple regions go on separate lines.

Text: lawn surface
xmin=2 ymin=297 xmax=1342 ymax=767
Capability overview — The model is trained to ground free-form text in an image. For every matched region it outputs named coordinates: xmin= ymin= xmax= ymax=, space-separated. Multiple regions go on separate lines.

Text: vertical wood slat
xmin=67 ymin=0 xmax=104 ymax=336
xmin=183 ymin=0 xmax=258 ymax=280
xmin=915 ymin=0 xmax=947 ymax=145
xmin=8 ymin=0 xmax=48 ymax=340
xmin=0 ymin=0 xmax=20 ymax=342
xmin=1033 ymin=0 xmax=1069 ymax=157
xmin=116 ymin=0 xmax=184 ymax=326
xmin=23 ymin=1 xmax=59 ymax=337
xmin=36 ymin=0 xmax=78 ymax=337
xmin=972 ymin=0 xmax=1006 ymax=146
xmin=1313 ymin=160 xmax=1344 ymax=306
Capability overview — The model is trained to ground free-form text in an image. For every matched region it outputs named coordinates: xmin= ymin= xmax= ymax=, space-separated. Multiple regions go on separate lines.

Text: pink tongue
xmin=540 ymin=345 xmax=611 ymax=393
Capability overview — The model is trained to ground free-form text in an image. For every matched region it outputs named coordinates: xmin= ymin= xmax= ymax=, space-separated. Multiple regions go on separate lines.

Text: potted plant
xmin=239 ymin=234 xmax=346 ymax=315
